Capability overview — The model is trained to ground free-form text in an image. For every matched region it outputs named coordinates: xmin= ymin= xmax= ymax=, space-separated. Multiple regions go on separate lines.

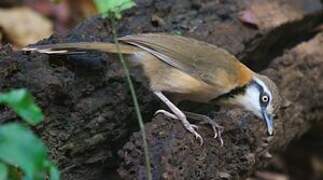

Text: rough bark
xmin=0 ymin=0 xmax=323 ymax=179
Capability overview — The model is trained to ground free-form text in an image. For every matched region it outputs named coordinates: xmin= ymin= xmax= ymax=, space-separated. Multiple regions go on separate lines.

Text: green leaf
xmin=48 ymin=163 xmax=60 ymax=180
xmin=0 ymin=162 xmax=8 ymax=180
xmin=0 ymin=89 xmax=44 ymax=125
xmin=94 ymin=0 xmax=136 ymax=19
xmin=0 ymin=123 xmax=47 ymax=179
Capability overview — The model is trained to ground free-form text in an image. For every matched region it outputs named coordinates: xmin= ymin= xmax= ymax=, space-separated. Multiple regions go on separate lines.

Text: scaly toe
xmin=191 ymin=124 xmax=199 ymax=130
xmin=154 ymin=109 xmax=178 ymax=119
xmin=214 ymin=129 xmax=224 ymax=146
xmin=210 ymin=125 xmax=224 ymax=146
xmin=154 ymin=109 xmax=167 ymax=116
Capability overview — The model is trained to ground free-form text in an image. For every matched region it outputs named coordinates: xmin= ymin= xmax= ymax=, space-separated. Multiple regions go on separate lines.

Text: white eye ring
xmin=262 ymin=95 xmax=269 ymax=102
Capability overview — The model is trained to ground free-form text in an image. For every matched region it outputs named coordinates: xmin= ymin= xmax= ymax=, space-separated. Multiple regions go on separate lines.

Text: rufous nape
xmin=23 ymin=33 xmax=281 ymax=145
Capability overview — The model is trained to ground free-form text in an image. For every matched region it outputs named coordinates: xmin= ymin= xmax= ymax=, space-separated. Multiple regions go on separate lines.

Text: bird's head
xmin=231 ymin=74 xmax=281 ymax=135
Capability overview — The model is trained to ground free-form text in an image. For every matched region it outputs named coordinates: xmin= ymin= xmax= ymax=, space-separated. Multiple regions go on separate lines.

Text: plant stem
xmin=110 ymin=18 xmax=152 ymax=180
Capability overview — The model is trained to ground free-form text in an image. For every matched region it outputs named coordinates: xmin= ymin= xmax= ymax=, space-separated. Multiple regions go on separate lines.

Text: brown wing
xmin=119 ymin=33 xmax=253 ymax=92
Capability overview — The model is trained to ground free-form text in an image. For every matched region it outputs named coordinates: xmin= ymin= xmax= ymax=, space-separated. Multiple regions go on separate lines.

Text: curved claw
xmin=212 ymin=125 xmax=224 ymax=146
xmin=194 ymin=132 xmax=204 ymax=146
xmin=217 ymin=131 xmax=224 ymax=147
xmin=185 ymin=124 xmax=204 ymax=145
xmin=211 ymin=125 xmax=219 ymax=138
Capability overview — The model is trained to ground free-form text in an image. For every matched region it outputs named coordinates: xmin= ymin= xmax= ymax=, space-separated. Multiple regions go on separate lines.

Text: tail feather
xmin=22 ymin=42 xmax=140 ymax=55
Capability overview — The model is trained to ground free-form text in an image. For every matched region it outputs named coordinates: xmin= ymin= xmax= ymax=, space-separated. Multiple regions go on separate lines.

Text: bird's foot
xmin=183 ymin=111 xmax=224 ymax=146
xmin=155 ymin=110 xmax=204 ymax=145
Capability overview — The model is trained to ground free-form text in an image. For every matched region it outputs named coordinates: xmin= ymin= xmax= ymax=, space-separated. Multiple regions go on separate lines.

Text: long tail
xmin=22 ymin=42 xmax=140 ymax=55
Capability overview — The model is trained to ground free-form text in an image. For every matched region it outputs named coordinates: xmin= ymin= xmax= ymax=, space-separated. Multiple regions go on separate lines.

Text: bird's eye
xmin=261 ymin=95 xmax=269 ymax=103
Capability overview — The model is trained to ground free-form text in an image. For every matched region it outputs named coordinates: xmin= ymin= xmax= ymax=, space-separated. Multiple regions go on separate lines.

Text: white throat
xmin=235 ymin=84 xmax=262 ymax=118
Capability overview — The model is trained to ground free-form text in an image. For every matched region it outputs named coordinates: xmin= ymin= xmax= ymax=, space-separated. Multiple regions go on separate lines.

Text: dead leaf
xmin=0 ymin=7 xmax=53 ymax=47
xmin=238 ymin=10 xmax=259 ymax=29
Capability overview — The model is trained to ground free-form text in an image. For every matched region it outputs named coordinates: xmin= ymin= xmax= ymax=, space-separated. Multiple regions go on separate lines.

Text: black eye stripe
xmin=252 ymin=80 xmax=270 ymax=107
xmin=252 ymin=80 xmax=264 ymax=92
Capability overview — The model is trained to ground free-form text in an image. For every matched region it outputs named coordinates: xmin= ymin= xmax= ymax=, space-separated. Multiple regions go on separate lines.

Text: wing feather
xmin=120 ymin=33 xmax=253 ymax=91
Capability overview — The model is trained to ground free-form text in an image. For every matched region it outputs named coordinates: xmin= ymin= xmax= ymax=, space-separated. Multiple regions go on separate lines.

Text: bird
xmin=23 ymin=33 xmax=281 ymax=145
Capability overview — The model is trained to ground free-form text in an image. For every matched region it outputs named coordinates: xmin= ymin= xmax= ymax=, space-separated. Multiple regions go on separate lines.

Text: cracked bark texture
xmin=0 ymin=0 xmax=323 ymax=179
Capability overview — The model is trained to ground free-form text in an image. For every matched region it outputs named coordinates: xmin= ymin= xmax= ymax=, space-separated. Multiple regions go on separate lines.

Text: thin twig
xmin=110 ymin=18 xmax=152 ymax=180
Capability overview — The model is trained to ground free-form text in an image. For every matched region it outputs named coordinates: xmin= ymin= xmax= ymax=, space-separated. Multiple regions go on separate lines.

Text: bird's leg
xmin=153 ymin=91 xmax=203 ymax=145
xmin=182 ymin=111 xmax=224 ymax=146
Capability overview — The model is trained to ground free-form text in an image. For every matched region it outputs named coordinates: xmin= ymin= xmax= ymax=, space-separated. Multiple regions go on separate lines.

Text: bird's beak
xmin=262 ymin=109 xmax=273 ymax=136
